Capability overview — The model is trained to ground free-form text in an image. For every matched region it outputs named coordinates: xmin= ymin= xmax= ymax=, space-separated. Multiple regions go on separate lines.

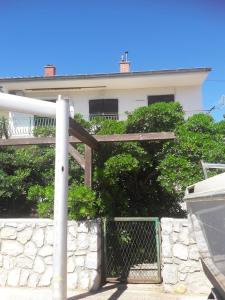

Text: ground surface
xmin=0 ymin=284 xmax=209 ymax=300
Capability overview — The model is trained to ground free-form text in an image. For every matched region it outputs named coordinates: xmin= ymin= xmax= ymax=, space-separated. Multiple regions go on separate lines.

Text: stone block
xmin=67 ymin=252 xmax=74 ymax=258
xmin=0 ymin=227 xmax=17 ymax=239
xmin=5 ymin=222 xmax=17 ymax=228
xmin=20 ymin=269 xmax=30 ymax=286
xmin=17 ymin=227 xmax=33 ymax=244
xmin=3 ymin=256 xmax=15 ymax=270
xmin=86 ymin=252 xmax=98 ymax=270
xmin=90 ymin=222 xmax=99 ymax=234
xmin=39 ymin=245 xmax=53 ymax=257
xmin=1 ymin=240 xmax=24 ymax=256
xmin=179 ymin=272 xmax=187 ymax=281
xmin=16 ymin=255 xmax=33 ymax=269
xmin=78 ymin=270 xmax=89 ymax=289
xmin=182 ymin=220 xmax=189 ymax=227
xmin=32 ymin=228 xmax=45 ymax=248
xmin=186 ymin=272 xmax=211 ymax=294
xmin=44 ymin=256 xmax=53 ymax=265
xmin=39 ymin=266 xmax=52 ymax=287
xmin=89 ymin=234 xmax=98 ymax=251
xmin=67 ymin=272 xmax=78 ymax=289
xmin=189 ymin=231 xmax=197 ymax=245
xmin=28 ymin=273 xmax=40 ymax=288
xmin=163 ymin=257 xmax=173 ymax=264
xmin=172 ymin=232 xmax=179 ymax=243
xmin=0 ymin=269 xmax=8 ymax=286
xmin=89 ymin=270 xmax=101 ymax=291
xmin=34 ymin=256 xmax=45 ymax=274
xmin=178 ymin=261 xmax=201 ymax=273
xmin=161 ymin=219 xmax=173 ymax=235
xmin=69 ymin=225 xmax=77 ymax=238
xmin=173 ymin=220 xmax=181 ymax=233
xmin=189 ymin=245 xmax=200 ymax=261
xmin=7 ymin=268 xmax=20 ymax=286
xmin=77 ymin=233 xmax=89 ymax=250
xmin=173 ymin=244 xmax=188 ymax=260
xmin=67 ymin=257 xmax=75 ymax=273
xmin=67 ymin=235 xmax=77 ymax=251
xmin=45 ymin=227 xmax=54 ymax=245
xmin=16 ymin=223 xmax=26 ymax=232
xmin=75 ymin=250 xmax=86 ymax=256
xmin=162 ymin=264 xmax=178 ymax=284
xmin=178 ymin=227 xmax=189 ymax=245
xmin=24 ymin=241 xmax=37 ymax=258
xmin=75 ymin=256 xmax=85 ymax=267
xmin=162 ymin=235 xmax=172 ymax=258
xmin=77 ymin=222 xmax=89 ymax=233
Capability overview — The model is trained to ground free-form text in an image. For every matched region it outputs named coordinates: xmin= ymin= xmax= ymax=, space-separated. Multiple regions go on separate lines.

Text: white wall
xmin=67 ymin=85 xmax=202 ymax=120
xmin=176 ymin=86 xmax=203 ymax=118
xmin=2 ymin=84 xmax=203 ymax=137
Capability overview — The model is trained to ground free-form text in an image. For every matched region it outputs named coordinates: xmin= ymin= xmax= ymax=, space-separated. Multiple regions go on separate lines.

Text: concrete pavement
xmin=0 ymin=284 xmax=210 ymax=300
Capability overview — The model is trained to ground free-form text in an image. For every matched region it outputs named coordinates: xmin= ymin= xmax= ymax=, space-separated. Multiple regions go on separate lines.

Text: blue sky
xmin=0 ymin=0 xmax=225 ymax=120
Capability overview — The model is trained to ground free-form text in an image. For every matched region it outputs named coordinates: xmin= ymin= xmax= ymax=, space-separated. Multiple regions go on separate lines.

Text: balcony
xmin=89 ymin=113 xmax=119 ymax=121
xmin=0 ymin=116 xmax=56 ymax=138
xmin=0 ymin=114 xmax=120 ymax=139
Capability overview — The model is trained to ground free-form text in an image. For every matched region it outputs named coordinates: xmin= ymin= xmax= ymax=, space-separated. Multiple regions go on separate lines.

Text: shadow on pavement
xmin=67 ymin=283 xmax=128 ymax=300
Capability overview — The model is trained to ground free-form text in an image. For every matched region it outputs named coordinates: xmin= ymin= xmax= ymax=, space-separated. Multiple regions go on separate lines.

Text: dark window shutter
xmin=148 ymin=94 xmax=174 ymax=105
xmin=89 ymin=99 xmax=118 ymax=114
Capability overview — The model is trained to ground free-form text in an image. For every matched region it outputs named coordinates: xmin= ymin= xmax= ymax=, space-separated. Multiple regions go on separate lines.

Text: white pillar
xmin=52 ymin=96 xmax=69 ymax=300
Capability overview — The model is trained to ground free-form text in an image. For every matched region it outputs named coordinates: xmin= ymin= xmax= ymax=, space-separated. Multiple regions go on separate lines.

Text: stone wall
xmin=161 ymin=218 xmax=211 ymax=295
xmin=0 ymin=219 xmax=101 ymax=291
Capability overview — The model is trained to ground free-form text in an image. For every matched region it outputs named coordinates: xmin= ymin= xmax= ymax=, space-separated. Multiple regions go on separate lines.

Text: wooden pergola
xmin=0 ymin=92 xmax=176 ymax=300
xmin=0 ymin=117 xmax=175 ymax=188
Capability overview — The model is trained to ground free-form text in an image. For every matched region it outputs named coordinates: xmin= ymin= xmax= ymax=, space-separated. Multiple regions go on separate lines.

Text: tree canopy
xmin=0 ymin=103 xmax=225 ymax=219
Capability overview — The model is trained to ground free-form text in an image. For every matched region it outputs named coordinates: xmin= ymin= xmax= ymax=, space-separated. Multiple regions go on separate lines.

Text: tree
xmin=1 ymin=105 xmax=225 ymax=219
xmin=158 ymin=114 xmax=225 ymax=200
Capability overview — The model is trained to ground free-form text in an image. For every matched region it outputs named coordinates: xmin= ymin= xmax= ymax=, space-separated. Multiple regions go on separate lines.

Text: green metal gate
xmin=103 ymin=217 xmax=161 ymax=283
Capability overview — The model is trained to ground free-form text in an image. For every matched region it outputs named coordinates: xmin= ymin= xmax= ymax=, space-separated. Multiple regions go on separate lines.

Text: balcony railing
xmin=0 ymin=114 xmax=120 ymax=138
xmin=89 ymin=113 xmax=119 ymax=121
xmin=0 ymin=116 xmax=56 ymax=138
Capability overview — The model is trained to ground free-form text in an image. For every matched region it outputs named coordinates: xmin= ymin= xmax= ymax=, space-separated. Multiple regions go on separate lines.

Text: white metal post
xmin=52 ymin=96 xmax=69 ymax=300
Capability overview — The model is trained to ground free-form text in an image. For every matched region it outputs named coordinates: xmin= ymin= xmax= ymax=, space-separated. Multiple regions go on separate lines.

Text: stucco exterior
xmin=0 ymin=67 xmax=210 ymax=136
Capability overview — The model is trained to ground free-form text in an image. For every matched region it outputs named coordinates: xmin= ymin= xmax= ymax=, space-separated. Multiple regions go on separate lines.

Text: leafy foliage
xmin=28 ymin=183 xmax=101 ymax=220
xmin=1 ymin=103 xmax=225 ymax=219
xmin=158 ymin=114 xmax=225 ymax=200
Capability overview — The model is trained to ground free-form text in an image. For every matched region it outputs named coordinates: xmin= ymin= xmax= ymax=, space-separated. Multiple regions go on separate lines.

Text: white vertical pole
xmin=52 ymin=96 xmax=69 ymax=300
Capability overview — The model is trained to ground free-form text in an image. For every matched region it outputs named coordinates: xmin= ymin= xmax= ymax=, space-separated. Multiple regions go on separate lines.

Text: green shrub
xmin=28 ymin=183 xmax=101 ymax=220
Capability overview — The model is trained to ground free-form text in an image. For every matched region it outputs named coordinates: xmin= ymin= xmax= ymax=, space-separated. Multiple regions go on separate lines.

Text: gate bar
xmin=112 ymin=217 xmax=159 ymax=221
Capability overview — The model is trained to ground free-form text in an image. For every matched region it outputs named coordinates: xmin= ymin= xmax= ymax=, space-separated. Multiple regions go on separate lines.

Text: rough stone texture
xmin=0 ymin=219 xmax=101 ymax=291
xmin=1 ymin=240 xmax=23 ymax=256
xmin=161 ymin=218 xmax=211 ymax=295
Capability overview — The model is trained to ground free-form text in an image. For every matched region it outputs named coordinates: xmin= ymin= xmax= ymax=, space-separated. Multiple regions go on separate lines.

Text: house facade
xmin=0 ymin=56 xmax=211 ymax=137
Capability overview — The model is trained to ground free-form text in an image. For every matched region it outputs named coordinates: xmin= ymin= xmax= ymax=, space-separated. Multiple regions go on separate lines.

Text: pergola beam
xmin=95 ymin=132 xmax=175 ymax=142
xmin=84 ymin=145 xmax=93 ymax=187
xmin=68 ymin=144 xmax=85 ymax=170
xmin=69 ymin=118 xmax=99 ymax=150
xmin=0 ymin=132 xmax=175 ymax=146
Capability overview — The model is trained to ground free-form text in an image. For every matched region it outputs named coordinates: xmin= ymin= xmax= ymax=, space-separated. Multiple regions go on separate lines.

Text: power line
xmin=206 ymin=79 xmax=225 ymax=82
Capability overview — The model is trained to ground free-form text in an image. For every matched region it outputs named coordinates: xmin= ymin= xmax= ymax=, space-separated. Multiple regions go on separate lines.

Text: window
xmin=89 ymin=99 xmax=118 ymax=120
xmin=148 ymin=94 xmax=174 ymax=105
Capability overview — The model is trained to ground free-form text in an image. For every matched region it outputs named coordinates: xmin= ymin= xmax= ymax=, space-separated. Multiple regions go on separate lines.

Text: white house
xmin=0 ymin=54 xmax=211 ymax=137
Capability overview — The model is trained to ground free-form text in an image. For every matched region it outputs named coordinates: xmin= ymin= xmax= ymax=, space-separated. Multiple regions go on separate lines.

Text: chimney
xmin=44 ymin=64 xmax=56 ymax=77
xmin=119 ymin=51 xmax=130 ymax=73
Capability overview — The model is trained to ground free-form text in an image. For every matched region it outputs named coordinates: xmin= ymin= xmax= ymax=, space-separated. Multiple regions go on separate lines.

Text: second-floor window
xmin=89 ymin=99 xmax=118 ymax=120
xmin=148 ymin=94 xmax=174 ymax=105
